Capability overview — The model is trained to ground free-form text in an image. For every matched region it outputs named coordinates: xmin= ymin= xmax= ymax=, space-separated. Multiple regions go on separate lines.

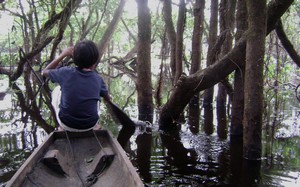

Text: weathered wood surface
xmin=6 ymin=130 xmax=144 ymax=187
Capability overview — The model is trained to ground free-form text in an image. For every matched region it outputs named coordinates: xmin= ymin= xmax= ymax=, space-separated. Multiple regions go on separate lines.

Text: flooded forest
xmin=0 ymin=0 xmax=300 ymax=186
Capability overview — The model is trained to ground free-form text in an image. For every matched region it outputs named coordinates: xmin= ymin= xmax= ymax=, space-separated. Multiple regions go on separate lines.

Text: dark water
xmin=0 ymin=88 xmax=300 ymax=186
xmin=127 ymin=126 xmax=300 ymax=187
xmin=1 ymin=121 xmax=299 ymax=187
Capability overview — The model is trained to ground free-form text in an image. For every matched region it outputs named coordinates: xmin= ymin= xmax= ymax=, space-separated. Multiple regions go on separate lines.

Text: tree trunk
xmin=159 ymin=0 xmax=294 ymax=128
xmin=243 ymin=0 xmax=266 ymax=160
xmin=217 ymin=0 xmax=236 ymax=139
xmin=136 ymin=0 xmax=153 ymax=122
xmin=174 ymin=0 xmax=186 ymax=84
xmin=203 ymin=0 xmax=218 ymax=135
xmin=188 ymin=0 xmax=205 ymax=133
xmin=162 ymin=0 xmax=177 ymax=81
xmin=270 ymin=38 xmax=281 ymax=158
xmin=217 ymin=83 xmax=228 ymax=139
xmin=230 ymin=0 xmax=247 ymax=136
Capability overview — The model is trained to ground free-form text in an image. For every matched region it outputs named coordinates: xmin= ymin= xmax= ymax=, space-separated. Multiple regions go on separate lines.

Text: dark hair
xmin=73 ymin=40 xmax=99 ymax=69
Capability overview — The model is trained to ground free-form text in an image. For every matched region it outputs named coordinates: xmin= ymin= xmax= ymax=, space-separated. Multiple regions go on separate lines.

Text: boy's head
xmin=73 ymin=40 xmax=99 ymax=69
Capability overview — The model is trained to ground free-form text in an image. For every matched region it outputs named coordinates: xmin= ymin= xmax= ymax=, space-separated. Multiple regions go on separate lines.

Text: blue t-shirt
xmin=48 ymin=67 xmax=108 ymax=129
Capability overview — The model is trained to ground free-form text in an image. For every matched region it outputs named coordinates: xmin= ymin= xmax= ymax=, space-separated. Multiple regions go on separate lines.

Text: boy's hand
xmin=42 ymin=46 xmax=74 ymax=77
xmin=61 ymin=47 xmax=74 ymax=58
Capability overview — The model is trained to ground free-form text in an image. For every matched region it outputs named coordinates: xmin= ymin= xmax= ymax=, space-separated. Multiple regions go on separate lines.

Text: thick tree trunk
xmin=188 ymin=0 xmax=205 ymax=133
xmin=243 ymin=0 xmax=266 ymax=160
xmin=203 ymin=0 xmax=218 ymax=135
xmin=230 ymin=0 xmax=247 ymax=136
xmin=159 ymin=0 xmax=294 ymax=128
xmin=136 ymin=0 xmax=153 ymax=122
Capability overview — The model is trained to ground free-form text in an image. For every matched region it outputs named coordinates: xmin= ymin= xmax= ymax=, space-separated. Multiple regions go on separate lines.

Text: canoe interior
xmin=7 ymin=130 xmax=144 ymax=187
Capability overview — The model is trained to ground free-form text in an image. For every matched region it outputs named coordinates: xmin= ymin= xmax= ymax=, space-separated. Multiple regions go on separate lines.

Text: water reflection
xmin=241 ymin=160 xmax=261 ymax=187
xmin=229 ymin=136 xmax=243 ymax=186
xmin=165 ymin=131 xmax=228 ymax=186
xmin=136 ymin=127 xmax=152 ymax=183
xmin=0 ymin=128 xmax=46 ymax=184
xmin=0 ymin=92 xmax=6 ymax=100
xmin=1 ymin=110 xmax=300 ymax=186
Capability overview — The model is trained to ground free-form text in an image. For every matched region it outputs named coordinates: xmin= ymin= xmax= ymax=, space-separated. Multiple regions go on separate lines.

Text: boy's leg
xmin=93 ymin=124 xmax=102 ymax=130
xmin=51 ymin=86 xmax=64 ymax=130
xmin=93 ymin=101 xmax=102 ymax=130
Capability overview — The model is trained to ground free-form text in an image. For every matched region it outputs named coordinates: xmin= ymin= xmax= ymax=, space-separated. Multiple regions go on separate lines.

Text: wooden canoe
xmin=6 ymin=130 xmax=144 ymax=187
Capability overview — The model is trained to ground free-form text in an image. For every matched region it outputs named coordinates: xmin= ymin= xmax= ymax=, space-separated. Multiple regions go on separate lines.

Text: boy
xmin=42 ymin=40 xmax=110 ymax=132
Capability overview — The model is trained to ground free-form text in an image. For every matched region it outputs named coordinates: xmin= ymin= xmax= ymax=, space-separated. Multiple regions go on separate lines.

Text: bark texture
xmin=243 ymin=0 xmax=266 ymax=160
xmin=136 ymin=0 xmax=153 ymax=122
xmin=188 ymin=0 xmax=205 ymax=133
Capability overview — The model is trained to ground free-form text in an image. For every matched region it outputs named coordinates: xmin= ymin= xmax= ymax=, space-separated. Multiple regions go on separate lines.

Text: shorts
xmin=51 ymin=86 xmax=96 ymax=132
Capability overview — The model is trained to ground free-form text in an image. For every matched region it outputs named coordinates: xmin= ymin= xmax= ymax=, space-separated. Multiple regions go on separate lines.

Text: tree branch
xmin=9 ymin=36 xmax=54 ymax=82
xmin=98 ymin=0 xmax=128 ymax=60
xmin=159 ymin=0 xmax=295 ymax=126
xmin=275 ymin=19 xmax=300 ymax=67
xmin=12 ymin=83 xmax=54 ymax=133
xmin=50 ymin=0 xmax=82 ymax=60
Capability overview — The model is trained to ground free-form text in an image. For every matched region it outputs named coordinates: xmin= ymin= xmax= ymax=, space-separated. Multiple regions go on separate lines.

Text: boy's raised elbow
xmin=41 ymin=69 xmax=49 ymax=77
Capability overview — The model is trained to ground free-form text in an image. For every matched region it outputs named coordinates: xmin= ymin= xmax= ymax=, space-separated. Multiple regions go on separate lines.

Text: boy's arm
xmin=42 ymin=47 xmax=73 ymax=77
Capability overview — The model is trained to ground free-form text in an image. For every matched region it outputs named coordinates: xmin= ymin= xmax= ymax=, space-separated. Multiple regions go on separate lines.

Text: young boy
xmin=42 ymin=40 xmax=110 ymax=132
